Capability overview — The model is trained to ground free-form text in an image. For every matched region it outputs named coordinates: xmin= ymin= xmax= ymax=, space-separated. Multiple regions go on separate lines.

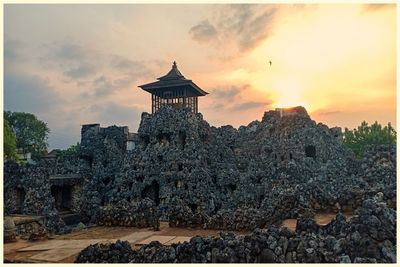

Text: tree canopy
xmin=4 ymin=117 xmax=18 ymax=160
xmin=343 ymin=121 xmax=396 ymax=158
xmin=4 ymin=111 xmax=50 ymax=159
xmin=59 ymin=142 xmax=81 ymax=156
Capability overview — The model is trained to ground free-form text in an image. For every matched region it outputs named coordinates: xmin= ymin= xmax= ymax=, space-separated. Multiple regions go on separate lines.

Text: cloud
xmin=89 ymin=101 xmax=142 ymax=130
xmin=10 ymin=97 xmax=145 ymax=150
xmin=39 ymin=42 xmax=154 ymax=98
xmin=4 ymin=39 xmax=25 ymax=61
xmin=189 ymin=5 xmax=278 ymax=55
xmin=210 ymin=86 xmax=242 ymax=100
xmin=362 ymin=4 xmax=394 ymax=12
xmin=110 ymin=55 xmax=148 ymax=73
xmin=207 ymin=85 xmax=248 ymax=111
xmin=91 ymin=72 xmax=146 ymax=98
xmin=91 ymin=75 xmax=139 ymax=97
xmin=228 ymin=5 xmax=276 ymax=51
xmin=39 ymin=43 xmax=101 ymax=79
xmin=189 ymin=20 xmax=218 ymax=43
xmin=47 ymin=122 xmax=81 ymax=150
xmin=206 ymin=84 xmax=271 ymax=112
xmin=92 ymin=75 xmax=113 ymax=96
xmin=64 ymin=62 xmax=97 ymax=79
xmin=50 ymin=43 xmax=88 ymax=60
xmin=312 ymin=110 xmax=342 ymax=116
xmin=4 ymin=73 xmax=65 ymax=113
xmin=231 ymin=101 xmax=271 ymax=111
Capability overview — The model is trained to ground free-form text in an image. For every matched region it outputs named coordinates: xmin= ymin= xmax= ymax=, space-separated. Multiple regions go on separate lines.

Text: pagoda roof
xmin=138 ymin=61 xmax=208 ymax=96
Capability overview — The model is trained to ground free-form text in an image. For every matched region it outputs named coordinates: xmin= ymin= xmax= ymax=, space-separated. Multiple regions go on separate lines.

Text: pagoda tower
xmin=138 ymin=61 xmax=208 ymax=113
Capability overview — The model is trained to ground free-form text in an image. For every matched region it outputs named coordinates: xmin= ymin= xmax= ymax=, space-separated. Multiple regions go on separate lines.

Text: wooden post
xmin=151 ymin=94 xmax=154 ymax=114
xmin=183 ymin=88 xmax=187 ymax=109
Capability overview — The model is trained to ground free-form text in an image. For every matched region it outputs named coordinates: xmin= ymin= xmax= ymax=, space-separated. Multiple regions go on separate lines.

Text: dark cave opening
xmin=15 ymin=187 xmax=26 ymax=213
xmin=228 ymin=184 xmax=237 ymax=191
xmin=136 ymin=176 xmax=144 ymax=183
xmin=156 ymin=132 xmax=172 ymax=143
xmin=80 ymin=155 xmax=93 ymax=168
xmin=189 ymin=203 xmax=198 ymax=213
xmin=141 ymin=180 xmax=160 ymax=206
xmin=51 ymin=185 xmax=72 ymax=212
xmin=179 ymin=130 xmax=187 ymax=150
xmin=103 ymin=177 xmax=111 ymax=186
xmin=305 ymin=145 xmax=316 ymax=159
xmin=141 ymin=135 xmax=150 ymax=147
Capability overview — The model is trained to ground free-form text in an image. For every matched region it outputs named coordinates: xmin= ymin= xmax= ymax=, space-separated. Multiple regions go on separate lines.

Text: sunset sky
xmin=4 ymin=4 xmax=397 ymax=149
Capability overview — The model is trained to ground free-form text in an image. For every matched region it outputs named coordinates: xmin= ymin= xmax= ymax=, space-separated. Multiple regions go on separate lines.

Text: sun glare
xmin=272 ymin=79 xmax=308 ymax=109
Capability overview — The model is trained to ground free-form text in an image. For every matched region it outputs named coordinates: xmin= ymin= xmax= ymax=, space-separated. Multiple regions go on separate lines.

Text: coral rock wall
xmin=4 ymin=106 xmax=396 ymax=233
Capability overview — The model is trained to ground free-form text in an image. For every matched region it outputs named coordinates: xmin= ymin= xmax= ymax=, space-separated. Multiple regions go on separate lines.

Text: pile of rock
xmin=4 ymin=218 xmax=16 ymax=243
xmin=75 ymin=240 xmax=135 ymax=263
xmin=96 ymin=198 xmax=158 ymax=228
xmin=204 ymin=207 xmax=267 ymax=231
xmin=75 ymin=195 xmax=396 ymax=263
xmin=15 ymin=220 xmax=48 ymax=240
xmin=167 ymin=197 xmax=207 ymax=228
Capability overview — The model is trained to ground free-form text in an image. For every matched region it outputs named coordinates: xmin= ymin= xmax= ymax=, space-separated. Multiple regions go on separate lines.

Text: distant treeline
xmin=343 ymin=121 xmax=396 ymax=157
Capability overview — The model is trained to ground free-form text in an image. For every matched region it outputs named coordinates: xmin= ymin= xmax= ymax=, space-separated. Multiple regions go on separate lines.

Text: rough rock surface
xmin=95 ymin=198 xmax=158 ymax=228
xmin=75 ymin=240 xmax=135 ymax=263
xmin=75 ymin=195 xmax=396 ymax=263
xmin=4 ymin=106 xmax=396 ymax=237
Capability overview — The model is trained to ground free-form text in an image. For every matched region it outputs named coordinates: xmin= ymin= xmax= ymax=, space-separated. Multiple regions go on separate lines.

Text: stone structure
xmin=3 ymin=106 xmax=396 ymax=250
xmin=76 ymin=194 xmax=396 ymax=263
xmin=139 ymin=61 xmax=208 ymax=113
xmin=4 ymin=218 xmax=16 ymax=243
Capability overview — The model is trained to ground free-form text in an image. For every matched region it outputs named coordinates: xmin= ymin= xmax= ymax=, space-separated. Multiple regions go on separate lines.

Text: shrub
xmin=343 ymin=121 xmax=396 ymax=158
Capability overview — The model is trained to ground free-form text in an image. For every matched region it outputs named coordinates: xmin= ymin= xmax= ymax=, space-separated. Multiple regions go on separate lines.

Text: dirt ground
xmin=4 ymin=212 xmax=354 ymax=263
xmin=281 ymin=211 xmax=354 ymax=231
xmin=3 ymin=222 xmax=246 ymax=263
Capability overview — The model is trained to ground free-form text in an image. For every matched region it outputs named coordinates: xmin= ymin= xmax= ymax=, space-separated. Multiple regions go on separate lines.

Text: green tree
xmin=343 ymin=121 xmax=396 ymax=158
xmin=3 ymin=117 xmax=18 ymax=160
xmin=59 ymin=142 xmax=81 ymax=156
xmin=4 ymin=111 xmax=50 ymax=159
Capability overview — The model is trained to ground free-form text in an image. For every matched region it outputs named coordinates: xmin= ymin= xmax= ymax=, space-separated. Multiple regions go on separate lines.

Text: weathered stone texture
xmin=75 ymin=195 xmax=396 ymax=263
xmin=4 ymin=106 xmax=396 ymax=241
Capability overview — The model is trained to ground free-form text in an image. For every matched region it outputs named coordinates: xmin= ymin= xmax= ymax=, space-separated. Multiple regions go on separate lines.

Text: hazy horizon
xmin=4 ymin=4 xmax=396 ymax=150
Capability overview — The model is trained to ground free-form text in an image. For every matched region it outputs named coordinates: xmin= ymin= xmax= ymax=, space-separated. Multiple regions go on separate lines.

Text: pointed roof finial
xmin=158 ymin=61 xmax=185 ymax=81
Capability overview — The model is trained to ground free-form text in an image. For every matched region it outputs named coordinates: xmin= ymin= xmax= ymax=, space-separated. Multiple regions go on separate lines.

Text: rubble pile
xmin=75 ymin=195 xmax=396 ymax=263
